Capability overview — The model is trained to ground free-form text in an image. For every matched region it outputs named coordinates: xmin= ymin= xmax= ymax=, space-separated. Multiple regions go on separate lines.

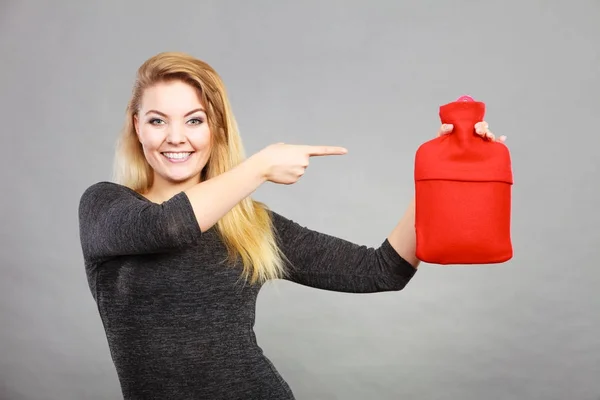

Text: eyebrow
xmin=145 ymin=108 xmax=205 ymax=117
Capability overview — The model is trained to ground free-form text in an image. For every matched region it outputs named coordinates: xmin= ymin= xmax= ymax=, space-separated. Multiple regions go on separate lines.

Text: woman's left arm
xmin=270 ymin=208 xmax=418 ymax=294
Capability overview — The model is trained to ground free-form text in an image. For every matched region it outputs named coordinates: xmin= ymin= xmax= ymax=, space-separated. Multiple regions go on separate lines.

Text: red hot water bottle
xmin=414 ymin=96 xmax=514 ymax=265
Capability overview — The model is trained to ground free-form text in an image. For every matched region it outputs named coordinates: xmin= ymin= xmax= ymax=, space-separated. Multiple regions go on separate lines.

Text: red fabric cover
xmin=414 ymin=96 xmax=514 ymax=265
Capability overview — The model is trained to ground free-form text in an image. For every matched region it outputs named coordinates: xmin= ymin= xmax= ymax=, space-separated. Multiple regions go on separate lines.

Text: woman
xmin=78 ymin=51 xmax=503 ymax=399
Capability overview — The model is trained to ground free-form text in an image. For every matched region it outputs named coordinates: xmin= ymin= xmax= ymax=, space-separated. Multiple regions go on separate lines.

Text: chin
xmin=152 ymin=167 xmax=200 ymax=184
xmin=166 ymin=173 xmax=201 ymax=184
xmin=148 ymin=153 xmax=206 ymax=186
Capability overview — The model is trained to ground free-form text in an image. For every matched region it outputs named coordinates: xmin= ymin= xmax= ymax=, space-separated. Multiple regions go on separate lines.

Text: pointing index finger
xmin=305 ymin=145 xmax=348 ymax=156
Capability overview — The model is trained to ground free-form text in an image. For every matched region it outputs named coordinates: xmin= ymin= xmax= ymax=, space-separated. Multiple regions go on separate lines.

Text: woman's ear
xmin=133 ymin=114 xmax=140 ymax=139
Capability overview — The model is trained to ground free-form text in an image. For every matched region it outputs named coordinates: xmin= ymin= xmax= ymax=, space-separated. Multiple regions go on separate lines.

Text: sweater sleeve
xmin=78 ymin=182 xmax=202 ymax=262
xmin=270 ymin=211 xmax=417 ymax=293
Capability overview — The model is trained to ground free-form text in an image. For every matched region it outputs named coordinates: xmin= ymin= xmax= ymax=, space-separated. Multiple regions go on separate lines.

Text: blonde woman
xmin=78 ymin=52 xmax=501 ymax=399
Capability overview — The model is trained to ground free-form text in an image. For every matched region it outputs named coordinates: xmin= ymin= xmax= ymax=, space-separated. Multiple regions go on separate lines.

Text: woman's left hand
xmin=437 ymin=121 xmax=507 ymax=143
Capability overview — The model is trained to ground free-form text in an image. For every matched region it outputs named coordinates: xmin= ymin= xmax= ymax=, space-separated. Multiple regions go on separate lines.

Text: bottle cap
xmin=456 ymin=95 xmax=475 ymax=102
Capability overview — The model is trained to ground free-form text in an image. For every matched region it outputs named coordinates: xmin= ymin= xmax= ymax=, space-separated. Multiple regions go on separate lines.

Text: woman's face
xmin=134 ymin=80 xmax=212 ymax=191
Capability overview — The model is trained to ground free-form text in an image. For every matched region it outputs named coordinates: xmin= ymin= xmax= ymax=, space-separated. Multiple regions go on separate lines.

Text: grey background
xmin=1 ymin=1 xmax=598 ymax=399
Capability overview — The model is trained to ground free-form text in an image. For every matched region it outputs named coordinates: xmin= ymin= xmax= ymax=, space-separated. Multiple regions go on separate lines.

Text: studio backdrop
xmin=1 ymin=1 xmax=599 ymax=399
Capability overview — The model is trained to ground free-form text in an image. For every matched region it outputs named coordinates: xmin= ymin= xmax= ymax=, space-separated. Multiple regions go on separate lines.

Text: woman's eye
xmin=149 ymin=118 xmax=165 ymax=125
xmin=188 ymin=118 xmax=204 ymax=125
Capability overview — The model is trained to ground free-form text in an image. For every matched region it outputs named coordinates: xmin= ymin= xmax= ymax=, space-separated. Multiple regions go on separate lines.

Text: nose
xmin=166 ymin=123 xmax=186 ymax=144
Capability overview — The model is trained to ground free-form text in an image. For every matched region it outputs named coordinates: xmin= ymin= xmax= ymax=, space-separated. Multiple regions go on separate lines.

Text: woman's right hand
xmin=253 ymin=143 xmax=348 ymax=185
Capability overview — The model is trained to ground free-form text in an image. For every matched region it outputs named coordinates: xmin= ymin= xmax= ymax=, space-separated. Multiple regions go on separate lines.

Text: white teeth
xmin=163 ymin=152 xmax=192 ymax=159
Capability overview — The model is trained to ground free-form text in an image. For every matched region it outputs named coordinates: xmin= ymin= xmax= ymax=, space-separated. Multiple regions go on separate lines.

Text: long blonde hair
xmin=113 ymin=51 xmax=287 ymax=284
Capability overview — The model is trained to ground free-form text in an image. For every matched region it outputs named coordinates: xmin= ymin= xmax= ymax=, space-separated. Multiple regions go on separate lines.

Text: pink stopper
xmin=456 ymin=95 xmax=475 ymax=102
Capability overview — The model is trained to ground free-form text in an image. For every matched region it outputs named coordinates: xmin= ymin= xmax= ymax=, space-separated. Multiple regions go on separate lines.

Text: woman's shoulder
xmin=79 ymin=181 xmax=147 ymax=208
xmin=81 ymin=181 xmax=142 ymax=198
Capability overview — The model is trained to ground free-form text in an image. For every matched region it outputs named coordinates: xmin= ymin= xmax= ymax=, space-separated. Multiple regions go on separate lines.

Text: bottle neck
xmin=439 ymin=101 xmax=486 ymax=147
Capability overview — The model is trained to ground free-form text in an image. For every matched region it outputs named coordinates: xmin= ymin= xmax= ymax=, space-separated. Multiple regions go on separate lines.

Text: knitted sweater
xmin=78 ymin=181 xmax=417 ymax=399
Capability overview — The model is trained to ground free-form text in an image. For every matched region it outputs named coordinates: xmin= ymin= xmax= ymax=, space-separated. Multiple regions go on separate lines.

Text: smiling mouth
xmin=162 ymin=152 xmax=194 ymax=162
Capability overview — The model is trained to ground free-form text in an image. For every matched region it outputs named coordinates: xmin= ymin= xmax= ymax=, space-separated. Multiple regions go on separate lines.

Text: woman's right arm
xmin=78 ymin=144 xmax=347 ymax=262
xmin=78 ymin=156 xmax=267 ymax=262
xmin=184 ymin=143 xmax=346 ymax=231
xmin=183 ymin=154 xmax=267 ymax=232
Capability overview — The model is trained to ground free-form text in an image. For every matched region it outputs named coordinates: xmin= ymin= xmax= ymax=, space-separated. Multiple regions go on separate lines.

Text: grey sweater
xmin=78 ymin=181 xmax=417 ymax=400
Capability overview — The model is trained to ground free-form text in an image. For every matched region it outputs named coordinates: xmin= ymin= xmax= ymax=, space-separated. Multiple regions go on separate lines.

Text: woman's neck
xmin=144 ymin=175 xmax=201 ymax=204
